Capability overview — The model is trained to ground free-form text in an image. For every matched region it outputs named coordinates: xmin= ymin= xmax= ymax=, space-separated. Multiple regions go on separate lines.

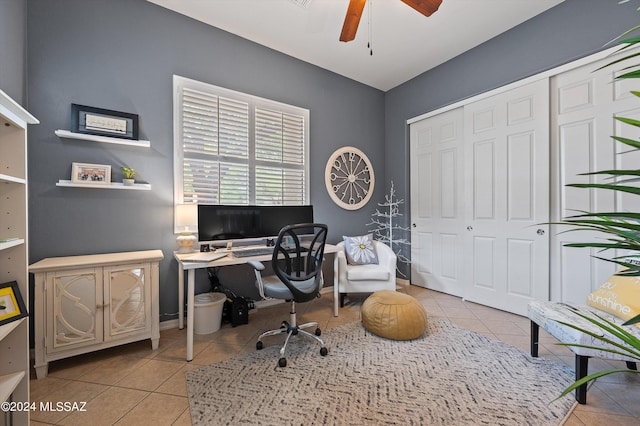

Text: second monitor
xmin=197 ymin=205 xmax=314 ymax=245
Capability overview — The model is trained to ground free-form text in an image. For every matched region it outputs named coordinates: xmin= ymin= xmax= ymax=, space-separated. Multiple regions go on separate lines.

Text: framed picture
xmin=0 ymin=281 xmax=28 ymax=326
xmin=71 ymin=162 xmax=111 ymax=184
xmin=71 ymin=104 xmax=139 ymax=140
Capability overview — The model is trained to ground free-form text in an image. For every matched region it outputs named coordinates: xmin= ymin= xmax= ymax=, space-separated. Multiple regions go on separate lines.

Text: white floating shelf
xmin=0 ymin=238 xmax=24 ymax=251
xmin=56 ymin=180 xmax=151 ymax=190
xmin=0 ymin=371 xmax=25 ymax=404
xmin=0 ymin=173 xmax=26 ymax=185
xmin=55 ymin=129 xmax=151 ymax=148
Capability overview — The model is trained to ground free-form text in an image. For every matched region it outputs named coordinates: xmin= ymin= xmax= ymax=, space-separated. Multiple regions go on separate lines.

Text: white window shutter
xmin=175 ymin=76 xmax=308 ymax=206
xmin=255 ymin=108 xmax=306 ymax=205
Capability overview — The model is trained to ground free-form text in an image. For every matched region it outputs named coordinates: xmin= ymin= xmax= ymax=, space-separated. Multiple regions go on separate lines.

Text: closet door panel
xmin=507 ymin=132 xmax=535 ymax=220
xmin=472 ymin=139 xmax=496 ymax=219
xmin=550 ymin=54 xmax=639 ymax=301
xmin=410 ymin=108 xmax=465 ymax=296
xmin=558 ymin=119 xmax=595 ymax=217
xmin=615 ymin=108 xmax=640 ymax=214
xmin=464 ymin=79 xmax=549 ymax=316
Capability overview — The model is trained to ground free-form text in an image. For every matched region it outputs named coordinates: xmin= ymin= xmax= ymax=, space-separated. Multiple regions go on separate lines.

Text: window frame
xmin=173 ymin=75 xmax=310 ymax=230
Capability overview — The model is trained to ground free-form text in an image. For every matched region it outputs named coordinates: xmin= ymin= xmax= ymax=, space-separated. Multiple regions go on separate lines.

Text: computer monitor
xmin=197 ymin=205 xmax=314 ymax=243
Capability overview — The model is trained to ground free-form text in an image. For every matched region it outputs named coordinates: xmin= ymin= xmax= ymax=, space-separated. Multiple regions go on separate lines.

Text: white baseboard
xmin=160 ymin=318 xmax=180 ymax=331
xmin=396 ymin=278 xmax=409 ymax=287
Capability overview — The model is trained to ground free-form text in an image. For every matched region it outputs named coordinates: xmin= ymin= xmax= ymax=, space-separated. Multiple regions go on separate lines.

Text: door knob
xmin=537 ymin=229 xmax=545 ymax=235
xmin=412 ymin=223 xmax=416 ymax=228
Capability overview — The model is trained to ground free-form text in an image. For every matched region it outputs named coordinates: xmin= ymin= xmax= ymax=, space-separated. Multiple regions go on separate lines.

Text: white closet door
xmin=550 ymin=54 xmax=640 ymax=302
xmin=410 ymin=108 xmax=465 ymax=296
xmin=463 ymin=79 xmax=550 ymax=315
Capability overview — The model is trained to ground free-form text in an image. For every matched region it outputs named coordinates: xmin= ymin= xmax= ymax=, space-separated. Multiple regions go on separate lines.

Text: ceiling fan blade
xmin=400 ymin=0 xmax=443 ymax=17
xmin=339 ymin=0 xmax=367 ymax=42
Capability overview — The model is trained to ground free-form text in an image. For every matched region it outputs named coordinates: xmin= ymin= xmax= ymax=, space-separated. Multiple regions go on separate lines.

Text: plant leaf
xmin=555 ymin=369 xmax=639 ymax=400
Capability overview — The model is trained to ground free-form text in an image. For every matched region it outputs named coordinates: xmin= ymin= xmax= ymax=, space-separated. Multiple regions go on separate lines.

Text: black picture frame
xmin=71 ymin=104 xmax=139 ymax=140
xmin=0 ymin=281 xmax=28 ymax=326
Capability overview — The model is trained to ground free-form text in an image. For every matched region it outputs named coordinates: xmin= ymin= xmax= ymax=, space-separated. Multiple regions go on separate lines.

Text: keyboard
xmin=231 ymin=247 xmax=274 ymax=258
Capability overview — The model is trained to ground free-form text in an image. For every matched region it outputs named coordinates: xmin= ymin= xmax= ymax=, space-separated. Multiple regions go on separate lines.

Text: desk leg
xmin=178 ymin=262 xmax=185 ymax=329
xmin=186 ymin=269 xmax=195 ymax=362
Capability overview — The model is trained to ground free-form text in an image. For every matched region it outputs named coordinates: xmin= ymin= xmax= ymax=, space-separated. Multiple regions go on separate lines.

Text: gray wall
xmin=26 ymin=0 xmax=385 ymax=321
xmin=18 ymin=0 xmax=639 ymax=321
xmin=0 ymin=0 xmax=26 ymax=104
xmin=384 ymin=0 xmax=640 ymax=276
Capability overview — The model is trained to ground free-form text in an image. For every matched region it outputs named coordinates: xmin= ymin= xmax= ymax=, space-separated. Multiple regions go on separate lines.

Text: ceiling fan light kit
xmin=339 ymin=0 xmax=442 ymax=43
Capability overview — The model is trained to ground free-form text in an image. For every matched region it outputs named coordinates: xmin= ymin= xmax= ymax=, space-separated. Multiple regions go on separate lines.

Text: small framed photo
xmin=71 ymin=162 xmax=111 ymax=184
xmin=0 ymin=281 xmax=28 ymax=326
xmin=71 ymin=104 xmax=139 ymax=140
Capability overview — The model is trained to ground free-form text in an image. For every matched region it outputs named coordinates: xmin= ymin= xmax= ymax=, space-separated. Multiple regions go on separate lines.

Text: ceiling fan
xmin=339 ymin=0 xmax=443 ymax=42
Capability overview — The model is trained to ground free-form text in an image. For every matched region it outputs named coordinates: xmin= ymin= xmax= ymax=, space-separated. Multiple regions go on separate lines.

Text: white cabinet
xmin=0 ymin=89 xmax=38 ymax=426
xmin=29 ymin=250 xmax=163 ymax=379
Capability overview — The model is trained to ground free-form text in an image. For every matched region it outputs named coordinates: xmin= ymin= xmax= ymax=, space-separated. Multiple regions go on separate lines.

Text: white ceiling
xmin=147 ymin=0 xmax=565 ymax=91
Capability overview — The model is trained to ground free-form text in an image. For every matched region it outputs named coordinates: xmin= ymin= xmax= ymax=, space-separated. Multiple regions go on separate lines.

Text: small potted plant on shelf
xmin=121 ymin=166 xmax=137 ymax=186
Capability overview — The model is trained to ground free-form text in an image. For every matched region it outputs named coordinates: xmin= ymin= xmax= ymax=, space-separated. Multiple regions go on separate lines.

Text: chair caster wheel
xmin=320 ymin=347 xmax=328 ymax=356
xmin=256 ymin=341 xmax=263 ymax=350
xmin=278 ymin=357 xmax=287 ymax=367
xmin=315 ymin=328 xmax=322 ymax=336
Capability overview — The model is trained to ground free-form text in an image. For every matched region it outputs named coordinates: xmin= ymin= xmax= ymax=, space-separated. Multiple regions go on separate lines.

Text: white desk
xmin=175 ymin=244 xmax=338 ymax=361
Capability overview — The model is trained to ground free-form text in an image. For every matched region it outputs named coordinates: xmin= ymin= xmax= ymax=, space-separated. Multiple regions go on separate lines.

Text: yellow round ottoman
xmin=361 ymin=290 xmax=427 ymax=340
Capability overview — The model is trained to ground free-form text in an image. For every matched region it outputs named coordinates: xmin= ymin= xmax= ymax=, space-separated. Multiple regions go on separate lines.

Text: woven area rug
xmin=186 ymin=320 xmax=576 ymax=425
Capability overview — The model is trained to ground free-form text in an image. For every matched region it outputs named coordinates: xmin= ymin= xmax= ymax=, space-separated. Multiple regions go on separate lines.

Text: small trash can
xmin=194 ymin=292 xmax=226 ymax=335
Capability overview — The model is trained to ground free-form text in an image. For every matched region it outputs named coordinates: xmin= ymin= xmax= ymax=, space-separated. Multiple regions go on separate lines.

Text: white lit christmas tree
xmin=367 ymin=181 xmax=411 ymax=276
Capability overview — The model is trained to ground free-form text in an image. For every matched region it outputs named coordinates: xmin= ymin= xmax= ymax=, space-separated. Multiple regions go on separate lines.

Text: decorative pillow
xmin=343 ymin=234 xmax=379 ymax=265
xmin=587 ymin=272 xmax=640 ymax=326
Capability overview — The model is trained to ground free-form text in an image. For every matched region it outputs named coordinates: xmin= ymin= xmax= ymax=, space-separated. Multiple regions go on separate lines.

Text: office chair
xmin=247 ymin=223 xmax=329 ymax=367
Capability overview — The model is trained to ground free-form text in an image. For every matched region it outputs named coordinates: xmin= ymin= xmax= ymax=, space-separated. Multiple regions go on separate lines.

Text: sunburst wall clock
xmin=325 ymin=146 xmax=375 ymax=210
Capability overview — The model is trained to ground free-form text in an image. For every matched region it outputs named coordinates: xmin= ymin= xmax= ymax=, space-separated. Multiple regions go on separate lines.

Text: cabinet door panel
xmin=104 ymin=263 xmax=151 ymax=340
xmin=47 ymin=268 xmax=103 ymax=352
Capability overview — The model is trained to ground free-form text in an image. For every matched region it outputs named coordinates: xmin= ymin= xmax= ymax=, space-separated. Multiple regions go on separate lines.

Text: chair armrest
xmin=375 ymin=241 xmax=397 ymax=272
xmin=334 ymin=246 xmax=348 ymax=287
xmin=247 ymin=260 xmax=265 ymax=271
xmin=247 ymin=260 xmax=267 ymax=299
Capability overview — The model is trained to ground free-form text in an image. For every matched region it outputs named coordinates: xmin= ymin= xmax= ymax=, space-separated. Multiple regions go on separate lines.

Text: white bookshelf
xmin=0 ymin=88 xmax=38 ymax=425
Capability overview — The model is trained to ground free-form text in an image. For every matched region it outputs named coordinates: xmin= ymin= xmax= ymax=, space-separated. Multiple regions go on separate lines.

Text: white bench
xmin=528 ymin=300 xmax=638 ymax=404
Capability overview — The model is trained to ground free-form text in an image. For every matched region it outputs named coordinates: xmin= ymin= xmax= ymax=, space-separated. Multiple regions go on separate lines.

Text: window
xmin=173 ymin=75 xmax=309 ymax=206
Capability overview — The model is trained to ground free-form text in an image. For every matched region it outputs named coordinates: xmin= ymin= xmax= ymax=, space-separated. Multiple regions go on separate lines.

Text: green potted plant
xmin=121 ymin=166 xmax=137 ymax=186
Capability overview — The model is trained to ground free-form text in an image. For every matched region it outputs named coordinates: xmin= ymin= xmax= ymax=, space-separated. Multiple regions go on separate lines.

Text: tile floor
xmin=29 ymin=285 xmax=640 ymax=425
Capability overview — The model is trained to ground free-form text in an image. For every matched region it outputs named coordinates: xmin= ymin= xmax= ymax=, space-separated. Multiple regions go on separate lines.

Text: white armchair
xmin=333 ymin=240 xmax=397 ymax=316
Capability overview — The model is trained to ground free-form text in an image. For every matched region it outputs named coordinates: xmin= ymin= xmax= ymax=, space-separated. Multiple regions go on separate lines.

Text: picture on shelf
xmin=71 ymin=104 xmax=139 ymax=140
xmin=71 ymin=162 xmax=111 ymax=184
xmin=0 ymin=281 xmax=28 ymax=326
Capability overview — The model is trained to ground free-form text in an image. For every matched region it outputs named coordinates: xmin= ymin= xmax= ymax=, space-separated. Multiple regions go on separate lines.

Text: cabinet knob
xmin=467 ymin=226 xmax=473 ymax=231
